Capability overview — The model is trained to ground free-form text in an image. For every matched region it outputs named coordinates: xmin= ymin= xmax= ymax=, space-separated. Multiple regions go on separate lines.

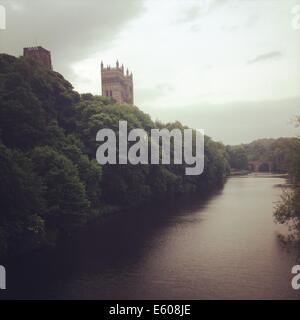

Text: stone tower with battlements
xmin=101 ymin=60 xmax=134 ymax=105
xmin=23 ymin=46 xmax=53 ymax=70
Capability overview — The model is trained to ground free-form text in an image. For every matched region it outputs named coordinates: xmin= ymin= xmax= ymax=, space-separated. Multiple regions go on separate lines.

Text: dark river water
xmin=3 ymin=174 xmax=300 ymax=299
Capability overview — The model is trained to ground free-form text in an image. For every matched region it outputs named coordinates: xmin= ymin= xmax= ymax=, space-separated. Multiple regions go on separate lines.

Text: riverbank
xmin=230 ymin=169 xmax=249 ymax=176
xmin=2 ymin=174 xmax=300 ymax=299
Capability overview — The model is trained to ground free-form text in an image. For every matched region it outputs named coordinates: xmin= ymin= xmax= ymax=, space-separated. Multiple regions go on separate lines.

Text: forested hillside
xmin=226 ymin=138 xmax=300 ymax=173
xmin=0 ymin=54 xmax=229 ymax=258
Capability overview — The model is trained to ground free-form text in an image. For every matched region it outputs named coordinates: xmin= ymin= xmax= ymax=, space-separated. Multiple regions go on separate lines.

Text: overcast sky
xmin=0 ymin=0 xmax=300 ymax=144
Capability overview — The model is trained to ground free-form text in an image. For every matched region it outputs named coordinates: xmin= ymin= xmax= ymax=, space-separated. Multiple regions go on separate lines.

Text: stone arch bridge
xmin=248 ymin=160 xmax=273 ymax=172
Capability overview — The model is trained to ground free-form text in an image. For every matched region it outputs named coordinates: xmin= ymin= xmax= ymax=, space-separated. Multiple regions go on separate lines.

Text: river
xmin=4 ymin=174 xmax=300 ymax=299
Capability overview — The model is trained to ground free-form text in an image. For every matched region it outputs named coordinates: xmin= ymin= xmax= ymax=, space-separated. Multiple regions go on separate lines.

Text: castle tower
xmin=101 ymin=60 xmax=134 ymax=104
xmin=23 ymin=46 xmax=52 ymax=70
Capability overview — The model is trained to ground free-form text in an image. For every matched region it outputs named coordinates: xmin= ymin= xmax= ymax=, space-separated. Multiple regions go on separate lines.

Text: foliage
xmin=0 ymin=54 xmax=229 ymax=258
xmin=274 ymin=118 xmax=300 ymax=238
xmin=227 ymin=137 xmax=300 ymax=173
xmin=226 ymin=145 xmax=248 ymax=170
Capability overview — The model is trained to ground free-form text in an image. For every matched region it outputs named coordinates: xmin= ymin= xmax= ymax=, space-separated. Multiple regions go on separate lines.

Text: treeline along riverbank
xmin=0 ymin=54 xmax=230 ymax=259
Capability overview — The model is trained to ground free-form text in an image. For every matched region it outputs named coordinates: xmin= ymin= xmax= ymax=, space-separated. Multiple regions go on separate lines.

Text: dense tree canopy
xmin=0 ymin=54 xmax=230 ymax=258
xmin=274 ymin=119 xmax=300 ymax=238
xmin=227 ymin=138 xmax=300 ymax=173
xmin=226 ymin=145 xmax=248 ymax=170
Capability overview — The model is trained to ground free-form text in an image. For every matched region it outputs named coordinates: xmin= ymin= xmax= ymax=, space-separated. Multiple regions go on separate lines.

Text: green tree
xmin=226 ymin=145 xmax=248 ymax=170
xmin=31 ymin=146 xmax=90 ymax=236
xmin=0 ymin=53 xmax=230 ymax=258
xmin=0 ymin=144 xmax=46 ymax=256
xmin=274 ymin=118 xmax=300 ymax=238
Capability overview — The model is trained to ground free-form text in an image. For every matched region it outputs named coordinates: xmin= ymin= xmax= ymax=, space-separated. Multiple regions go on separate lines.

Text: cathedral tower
xmin=101 ymin=60 xmax=134 ymax=105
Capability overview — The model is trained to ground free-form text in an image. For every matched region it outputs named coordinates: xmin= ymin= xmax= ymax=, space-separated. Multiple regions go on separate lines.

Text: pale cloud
xmin=154 ymin=96 xmax=300 ymax=145
xmin=247 ymin=51 xmax=283 ymax=65
xmin=177 ymin=0 xmax=228 ymax=24
xmin=0 ymin=0 xmax=299 ymax=144
xmin=0 ymin=0 xmax=144 ymax=81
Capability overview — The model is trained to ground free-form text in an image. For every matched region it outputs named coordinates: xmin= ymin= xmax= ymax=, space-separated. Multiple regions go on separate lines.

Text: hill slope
xmin=0 ymin=54 xmax=229 ymax=258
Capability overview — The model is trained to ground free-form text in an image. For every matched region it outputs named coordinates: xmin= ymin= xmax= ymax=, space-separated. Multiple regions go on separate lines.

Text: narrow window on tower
xmin=110 ymin=90 xmax=113 ymax=97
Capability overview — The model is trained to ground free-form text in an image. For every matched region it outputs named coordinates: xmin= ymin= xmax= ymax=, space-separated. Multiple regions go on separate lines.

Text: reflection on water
xmin=4 ymin=174 xmax=300 ymax=299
